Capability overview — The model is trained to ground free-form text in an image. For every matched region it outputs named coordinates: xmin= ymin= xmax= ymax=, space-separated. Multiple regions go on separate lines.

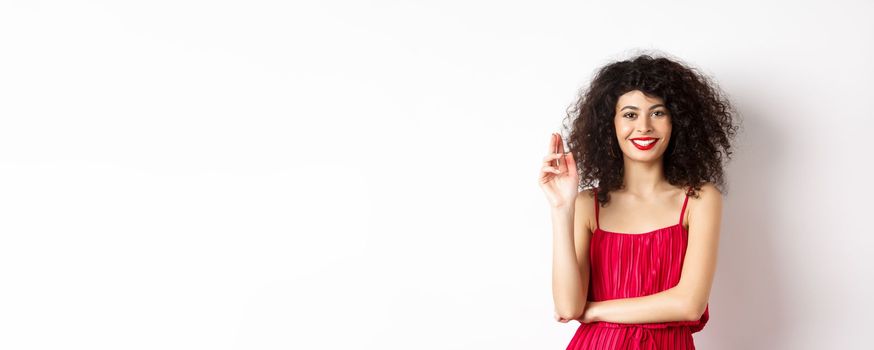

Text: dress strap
xmin=593 ymin=188 xmax=600 ymax=230
xmin=679 ymin=188 xmax=690 ymax=226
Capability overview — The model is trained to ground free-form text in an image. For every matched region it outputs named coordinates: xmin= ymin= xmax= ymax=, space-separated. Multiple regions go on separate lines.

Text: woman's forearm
xmin=581 ymin=287 xmax=696 ymax=324
xmin=551 ymin=205 xmax=587 ymax=320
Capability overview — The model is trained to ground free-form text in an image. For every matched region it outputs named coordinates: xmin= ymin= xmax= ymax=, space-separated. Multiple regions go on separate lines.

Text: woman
xmin=539 ymin=53 xmax=739 ymax=349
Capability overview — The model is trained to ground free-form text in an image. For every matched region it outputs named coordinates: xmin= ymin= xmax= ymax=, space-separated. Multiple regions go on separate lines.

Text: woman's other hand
xmin=539 ymin=132 xmax=579 ymax=209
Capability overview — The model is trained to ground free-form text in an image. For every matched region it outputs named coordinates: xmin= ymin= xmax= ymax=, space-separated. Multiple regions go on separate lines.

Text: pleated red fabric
xmin=566 ymin=188 xmax=709 ymax=350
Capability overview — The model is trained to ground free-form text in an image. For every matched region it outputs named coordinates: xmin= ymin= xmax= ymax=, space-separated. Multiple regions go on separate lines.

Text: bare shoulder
xmin=687 ymin=182 xmax=723 ymax=227
xmin=691 ymin=182 xmax=723 ymax=203
xmin=574 ymin=188 xmax=597 ymax=234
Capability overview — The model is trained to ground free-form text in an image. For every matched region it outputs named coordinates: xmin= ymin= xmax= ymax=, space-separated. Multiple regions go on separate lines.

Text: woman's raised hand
xmin=538 ymin=132 xmax=579 ymax=209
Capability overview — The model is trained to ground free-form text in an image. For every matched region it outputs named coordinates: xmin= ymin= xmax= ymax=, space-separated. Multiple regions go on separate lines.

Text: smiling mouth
xmin=630 ymin=138 xmax=658 ymax=150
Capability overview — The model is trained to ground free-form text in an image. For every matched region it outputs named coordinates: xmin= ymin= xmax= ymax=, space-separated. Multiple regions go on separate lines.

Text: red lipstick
xmin=630 ymin=137 xmax=659 ymax=150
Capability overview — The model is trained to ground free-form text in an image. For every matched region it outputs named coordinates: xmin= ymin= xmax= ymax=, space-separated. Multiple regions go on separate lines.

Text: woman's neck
xmin=620 ymin=157 xmax=669 ymax=196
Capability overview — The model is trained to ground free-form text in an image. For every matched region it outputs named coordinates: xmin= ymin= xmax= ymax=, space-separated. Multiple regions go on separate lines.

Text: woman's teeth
xmin=631 ymin=139 xmax=656 ymax=146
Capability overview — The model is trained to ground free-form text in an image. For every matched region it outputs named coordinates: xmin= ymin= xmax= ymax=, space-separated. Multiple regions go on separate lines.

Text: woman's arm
xmin=578 ymin=183 xmax=722 ymax=324
xmin=552 ymin=191 xmax=595 ymax=320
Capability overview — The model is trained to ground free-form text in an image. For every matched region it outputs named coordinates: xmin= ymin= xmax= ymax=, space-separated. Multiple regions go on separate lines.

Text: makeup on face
xmin=629 ymin=137 xmax=659 ymax=150
xmin=614 ymin=91 xmax=671 ymax=157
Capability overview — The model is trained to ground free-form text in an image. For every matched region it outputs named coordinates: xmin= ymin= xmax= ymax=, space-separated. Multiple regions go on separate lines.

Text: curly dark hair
xmin=563 ymin=52 xmax=740 ymax=206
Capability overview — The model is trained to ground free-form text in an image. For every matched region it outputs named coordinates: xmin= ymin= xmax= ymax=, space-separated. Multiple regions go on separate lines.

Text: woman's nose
xmin=637 ymin=118 xmax=653 ymax=133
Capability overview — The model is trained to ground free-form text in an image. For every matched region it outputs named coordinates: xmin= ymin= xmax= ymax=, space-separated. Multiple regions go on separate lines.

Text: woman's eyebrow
xmin=619 ymin=104 xmax=665 ymax=111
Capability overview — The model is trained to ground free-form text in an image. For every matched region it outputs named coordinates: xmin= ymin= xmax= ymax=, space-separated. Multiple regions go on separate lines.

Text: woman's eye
xmin=653 ymin=111 xmax=665 ymax=117
xmin=623 ymin=113 xmax=636 ymax=118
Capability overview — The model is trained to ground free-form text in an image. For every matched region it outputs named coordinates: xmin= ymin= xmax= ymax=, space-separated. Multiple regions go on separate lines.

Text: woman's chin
xmin=622 ymin=151 xmax=665 ymax=162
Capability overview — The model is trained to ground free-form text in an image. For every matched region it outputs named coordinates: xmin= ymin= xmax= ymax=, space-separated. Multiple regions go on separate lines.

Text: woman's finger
xmin=542 ymin=165 xmax=561 ymax=174
xmin=565 ymin=151 xmax=577 ymax=174
xmin=542 ymin=153 xmax=563 ymax=163
xmin=556 ymin=153 xmax=567 ymax=173
xmin=555 ymin=134 xmax=562 ymax=158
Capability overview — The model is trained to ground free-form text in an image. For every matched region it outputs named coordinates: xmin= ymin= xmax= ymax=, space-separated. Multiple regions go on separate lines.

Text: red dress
xmin=566 ymin=188 xmax=709 ymax=350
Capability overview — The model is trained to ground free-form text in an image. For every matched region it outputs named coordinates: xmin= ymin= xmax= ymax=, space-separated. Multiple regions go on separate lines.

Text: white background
xmin=1 ymin=1 xmax=872 ymax=349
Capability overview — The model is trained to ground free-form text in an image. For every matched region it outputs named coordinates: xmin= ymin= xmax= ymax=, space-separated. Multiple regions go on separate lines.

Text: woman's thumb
xmin=565 ymin=152 xmax=576 ymax=171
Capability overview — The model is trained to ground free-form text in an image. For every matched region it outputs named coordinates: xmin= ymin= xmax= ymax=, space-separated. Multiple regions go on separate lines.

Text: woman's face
xmin=613 ymin=90 xmax=672 ymax=163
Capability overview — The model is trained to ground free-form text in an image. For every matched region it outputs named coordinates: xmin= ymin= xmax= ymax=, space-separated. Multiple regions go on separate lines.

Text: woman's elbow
xmin=556 ymin=302 xmax=586 ymax=321
xmin=683 ymin=301 xmax=707 ymax=322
